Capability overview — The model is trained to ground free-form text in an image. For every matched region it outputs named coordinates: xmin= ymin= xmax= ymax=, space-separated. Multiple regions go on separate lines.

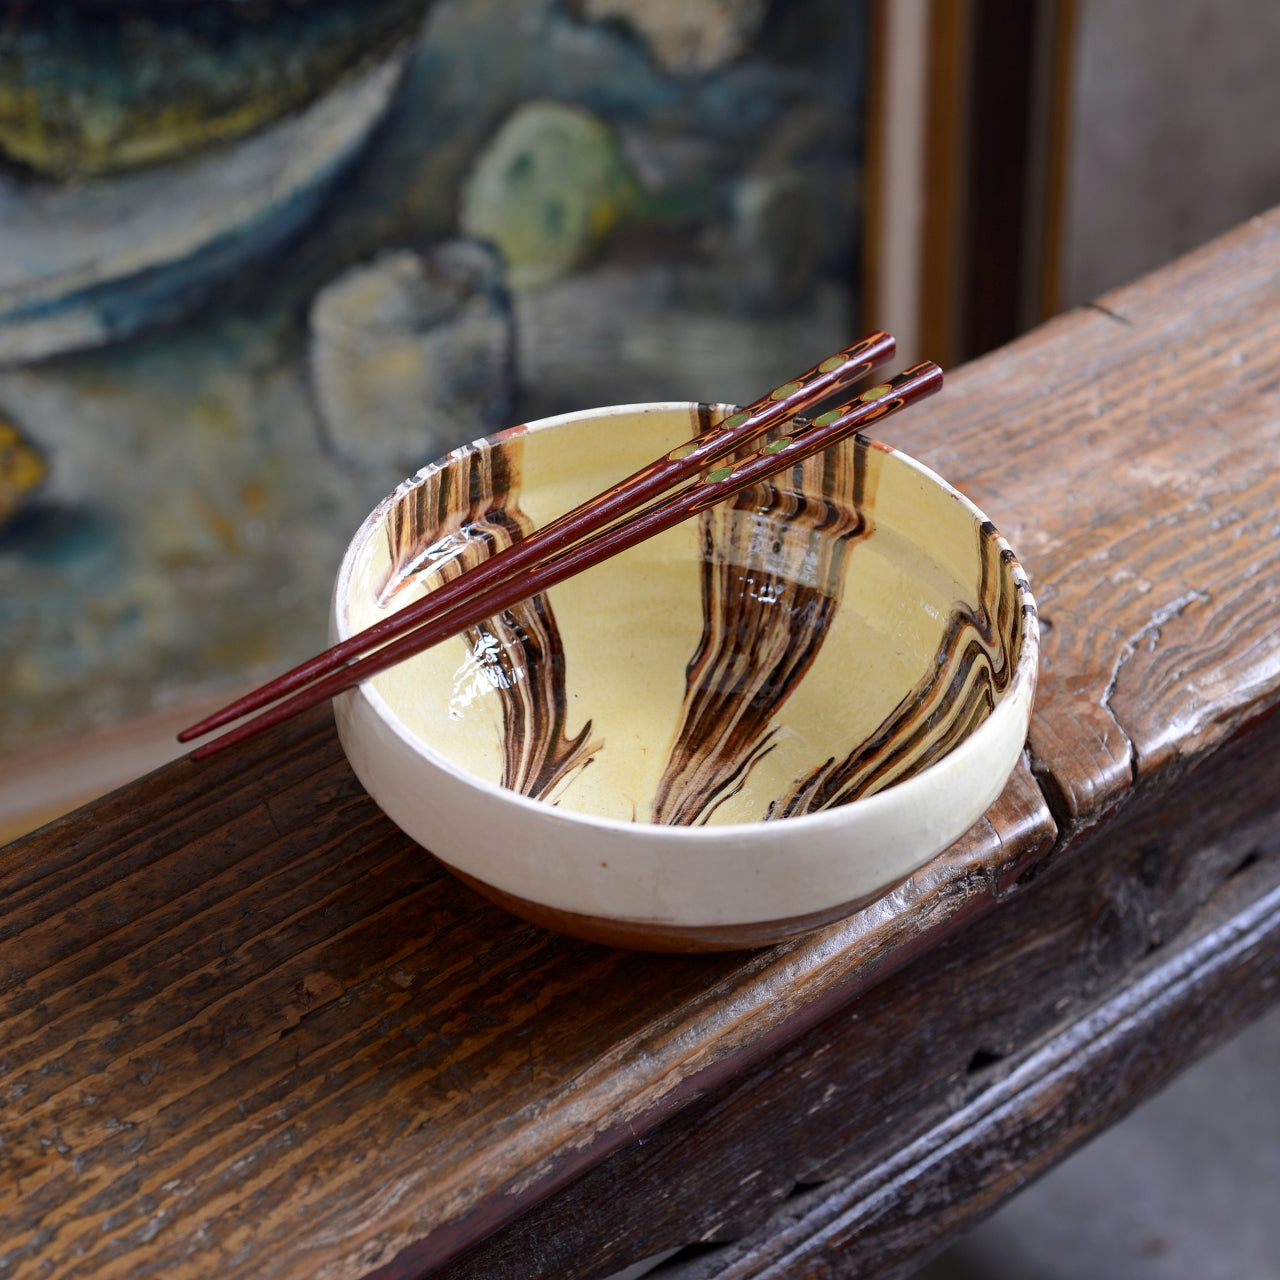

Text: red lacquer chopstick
xmin=188 ymin=361 xmax=941 ymax=759
xmin=183 ymin=335 xmax=901 ymax=747
xmin=180 ymin=332 xmax=895 ymax=745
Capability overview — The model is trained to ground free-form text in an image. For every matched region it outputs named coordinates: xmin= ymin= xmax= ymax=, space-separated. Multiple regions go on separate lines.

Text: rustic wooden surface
xmin=0 ymin=719 xmax=1053 ymax=1280
xmin=439 ymin=671 xmax=1280 ymax=1279
xmin=892 ymin=209 xmax=1280 ymax=832
xmin=4 ymin=205 xmax=1280 ymax=1279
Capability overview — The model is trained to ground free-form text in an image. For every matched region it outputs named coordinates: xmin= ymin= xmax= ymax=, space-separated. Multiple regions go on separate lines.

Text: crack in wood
xmin=1094 ymin=588 xmax=1212 ymax=791
xmin=1084 ymin=301 xmax=1136 ymax=328
xmin=1099 ymin=590 xmax=1212 ymax=718
xmin=684 ymin=879 xmax=1280 ymax=1279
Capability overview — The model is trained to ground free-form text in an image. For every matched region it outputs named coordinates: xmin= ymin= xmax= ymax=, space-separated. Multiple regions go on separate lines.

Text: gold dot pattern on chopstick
xmin=698 ymin=338 xmax=888 ymax=450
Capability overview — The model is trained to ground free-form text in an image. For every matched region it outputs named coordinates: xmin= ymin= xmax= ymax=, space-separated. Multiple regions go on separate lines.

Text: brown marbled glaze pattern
xmin=381 ymin=435 xmax=598 ymax=802
xmin=652 ymin=435 xmax=883 ymax=825
xmin=769 ymin=519 xmax=1024 ymax=817
xmin=373 ymin=424 xmax=1024 ymax=826
xmin=379 ymin=431 xmax=526 ymax=605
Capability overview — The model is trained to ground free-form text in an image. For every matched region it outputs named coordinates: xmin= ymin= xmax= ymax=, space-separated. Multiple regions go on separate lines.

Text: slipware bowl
xmin=332 ymin=401 xmax=1039 ymax=952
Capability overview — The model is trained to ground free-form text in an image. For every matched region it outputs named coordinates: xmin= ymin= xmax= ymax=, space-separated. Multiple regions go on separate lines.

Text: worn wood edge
xmin=355 ymin=760 xmax=1056 ymax=1279
xmin=1090 ymin=206 xmax=1280 ymax=328
xmin=430 ymin=689 xmax=1280 ymax=1280
xmin=0 ymin=704 xmax=339 ymax=897
xmin=371 ymin=886 xmax=985 ymax=1280
xmin=947 ymin=204 xmax=1280 ymax=398
xmin=0 ymin=686 xmax=262 ymax=848
xmin=0 ymin=726 xmax=1054 ymax=1280
xmin=896 ymin=207 xmax=1280 ymax=835
xmin=679 ymin=866 xmax=1280 ymax=1280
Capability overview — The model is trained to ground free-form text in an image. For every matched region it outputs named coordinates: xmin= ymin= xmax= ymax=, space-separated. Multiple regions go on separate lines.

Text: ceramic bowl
xmin=333 ymin=402 xmax=1039 ymax=951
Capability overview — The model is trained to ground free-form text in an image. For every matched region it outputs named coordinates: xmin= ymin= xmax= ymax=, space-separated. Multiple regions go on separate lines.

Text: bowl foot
xmin=448 ymin=866 xmax=891 ymax=952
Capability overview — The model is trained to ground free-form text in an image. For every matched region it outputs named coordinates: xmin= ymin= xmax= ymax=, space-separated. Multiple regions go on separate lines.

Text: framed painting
xmin=0 ymin=0 xmax=1073 ymax=835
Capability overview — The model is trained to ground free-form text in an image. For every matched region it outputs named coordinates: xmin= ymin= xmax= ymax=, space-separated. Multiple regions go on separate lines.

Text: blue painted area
xmin=0 ymin=503 xmax=119 ymax=571
xmin=0 ymin=159 xmax=365 ymax=351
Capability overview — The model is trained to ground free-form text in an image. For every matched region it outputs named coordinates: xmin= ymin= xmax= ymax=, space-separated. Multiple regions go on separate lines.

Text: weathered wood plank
xmin=429 ymin=682 xmax=1280 ymax=1280
xmin=656 ymin=866 xmax=1280 ymax=1280
xmin=883 ymin=208 xmax=1280 ymax=834
xmin=0 ymin=717 xmax=1053 ymax=1279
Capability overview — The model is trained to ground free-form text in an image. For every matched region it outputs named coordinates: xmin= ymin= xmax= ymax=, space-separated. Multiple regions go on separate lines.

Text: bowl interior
xmin=340 ymin=403 xmax=1028 ymax=828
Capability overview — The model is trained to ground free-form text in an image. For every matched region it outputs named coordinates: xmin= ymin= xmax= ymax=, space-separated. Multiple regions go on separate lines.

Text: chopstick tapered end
xmin=177 ymin=334 xmax=917 ymax=758
xmin=178 ymin=688 xmax=280 ymax=743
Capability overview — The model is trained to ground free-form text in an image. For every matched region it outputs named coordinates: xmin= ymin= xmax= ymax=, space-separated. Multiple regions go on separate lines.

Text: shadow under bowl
xmin=333 ymin=401 xmax=1039 ymax=951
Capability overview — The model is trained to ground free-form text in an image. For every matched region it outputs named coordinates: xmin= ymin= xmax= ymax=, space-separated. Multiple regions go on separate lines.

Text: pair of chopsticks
xmin=181 ymin=333 xmax=942 ymax=758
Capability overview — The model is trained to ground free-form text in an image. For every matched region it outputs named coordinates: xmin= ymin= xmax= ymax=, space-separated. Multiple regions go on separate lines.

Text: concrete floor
xmin=914 ymin=1001 xmax=1280 ymax=1280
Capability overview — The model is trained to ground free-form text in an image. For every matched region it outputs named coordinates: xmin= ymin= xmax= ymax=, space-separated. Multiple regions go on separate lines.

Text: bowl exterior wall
xmin=333 ymin=653 xmax=1033 ymax=930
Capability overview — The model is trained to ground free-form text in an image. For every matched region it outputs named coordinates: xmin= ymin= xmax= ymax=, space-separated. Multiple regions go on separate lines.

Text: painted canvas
xmin=0 ymin=0 xmax=870 ymax=756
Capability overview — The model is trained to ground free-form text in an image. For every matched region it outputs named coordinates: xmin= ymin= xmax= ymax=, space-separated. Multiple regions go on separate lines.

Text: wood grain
xmin=6 ymin=206 xmax=1280 ymax=1278
xmin=430 ymin=683 xmax=1280 ymax=1279
xmin=662 ymin=863 xmax=1280 ymax=1280
xmin=0 ymin=714 xmax=1053 ymax=1279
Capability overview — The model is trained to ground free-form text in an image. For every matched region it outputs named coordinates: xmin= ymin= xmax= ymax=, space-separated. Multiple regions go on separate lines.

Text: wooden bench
xmin=4 ymin=207 xmax=1280 ymax=1280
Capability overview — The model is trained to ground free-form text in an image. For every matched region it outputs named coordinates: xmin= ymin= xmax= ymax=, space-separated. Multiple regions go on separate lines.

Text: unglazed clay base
xmin=448 ymin=865 xmax=899 ymax=952
xmin=333 ymin=402 xmax=1039 ymax=950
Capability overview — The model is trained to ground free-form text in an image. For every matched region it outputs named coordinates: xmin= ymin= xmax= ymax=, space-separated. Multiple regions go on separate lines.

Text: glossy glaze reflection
xmin=346 ymin=405 xmax=1026 ymax=827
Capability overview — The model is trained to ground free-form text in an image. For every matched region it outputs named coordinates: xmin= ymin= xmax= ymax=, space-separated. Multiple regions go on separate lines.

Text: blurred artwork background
xmin=0 ymin=0 xmax=869 ymax=757
xmin=6 ymin=0 xmax=1280 ymax=813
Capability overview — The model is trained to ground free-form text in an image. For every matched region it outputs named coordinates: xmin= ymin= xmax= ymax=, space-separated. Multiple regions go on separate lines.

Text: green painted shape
xmin=460 ymin=100 xmax=639 ymax=291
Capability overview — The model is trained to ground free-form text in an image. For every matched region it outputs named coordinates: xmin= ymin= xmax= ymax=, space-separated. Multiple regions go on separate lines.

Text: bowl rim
xmin=333 ymin=400 xmax=1040 ymax=841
